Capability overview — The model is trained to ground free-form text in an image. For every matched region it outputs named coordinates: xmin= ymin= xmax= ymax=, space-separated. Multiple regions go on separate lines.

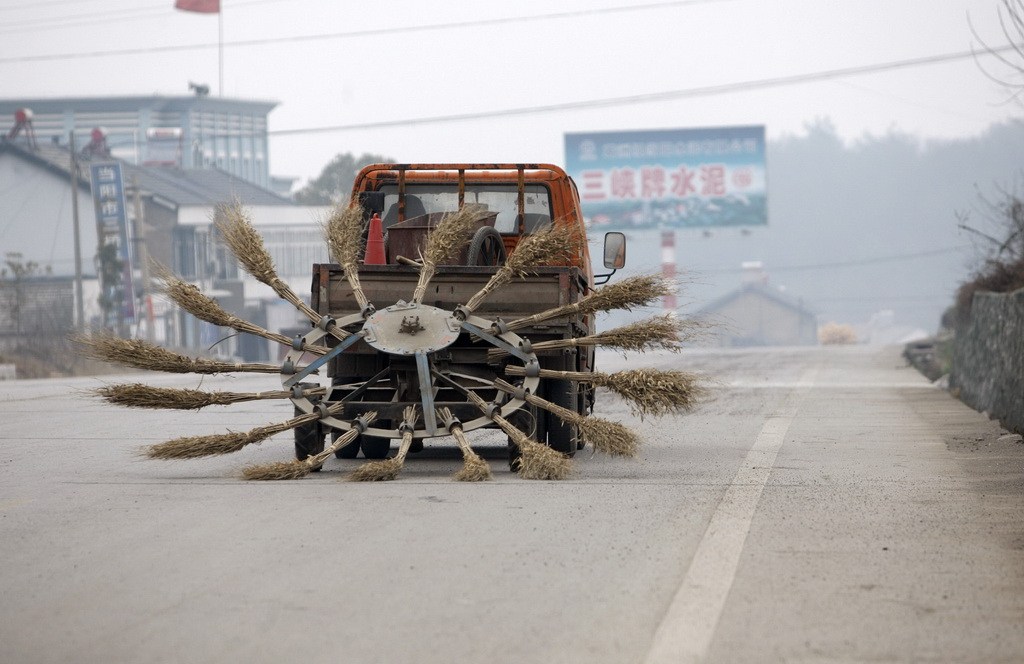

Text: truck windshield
xmin=379 ymin=183 xmax=552 ymax=234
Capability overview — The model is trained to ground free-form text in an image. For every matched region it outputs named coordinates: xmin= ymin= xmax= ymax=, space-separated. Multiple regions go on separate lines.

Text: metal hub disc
xmin=361 ymin=302 xmax=461 ymax=356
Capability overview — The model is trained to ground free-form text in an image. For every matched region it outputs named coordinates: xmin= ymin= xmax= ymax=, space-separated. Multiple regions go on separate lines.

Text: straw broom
xmin=412 ymin=204 xmax=490 ymax=304
xmin=503 ymin=274 xmax=675 ymax=333
xmin=74 ymin=332 xmax=291 ymax=375
xmin=462 ymin=389 xmax=571 ymax=480
xmin=152 ymin=261 xmax=329 ymax=356
xmin=349 ymin=406 xmax=418 ymax=481
xmin=93 ymin=383 xmax=325 ymax=410
xmin=216 ymin=203 xmax=354 ymax=341
xmin=323 ymin=201 xmax=371 ymax=312
xmin=243 ymin=411 xmax=378 ymax=480
xmin=492 ymin=379 xmax=639 ymax=457
xmin=145 ymin=401 xmax=352 ymax=460
xmin=504 ymin=366 xmax=705 ymax=418
xmin=436 ymin=407 xmax=492 ymax=481
xmin=462 ymin=222 xmax=582 ymax=314
xmin=488 ymin=313 xmax=698 ymax=360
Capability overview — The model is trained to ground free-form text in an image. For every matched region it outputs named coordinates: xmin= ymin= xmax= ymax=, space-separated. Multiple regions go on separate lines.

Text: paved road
xmin=1 ymin=345 xmax=1023 ymax=663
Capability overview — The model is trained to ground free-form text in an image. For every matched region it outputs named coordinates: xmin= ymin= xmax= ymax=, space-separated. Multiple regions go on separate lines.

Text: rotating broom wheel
xmin=282 ymin=309 xmax=542 ymax=447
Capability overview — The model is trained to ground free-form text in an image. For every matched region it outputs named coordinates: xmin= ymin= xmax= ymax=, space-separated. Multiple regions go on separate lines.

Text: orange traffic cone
xmin=364 ymin=212 xmax=386 ymax=265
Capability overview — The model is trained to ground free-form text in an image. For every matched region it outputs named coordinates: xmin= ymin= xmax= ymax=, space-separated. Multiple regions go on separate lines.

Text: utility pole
xmin=130 ymin=177 xmax=155 ymax=343
xmin=69 ymin=132 xmax=86 ymax=330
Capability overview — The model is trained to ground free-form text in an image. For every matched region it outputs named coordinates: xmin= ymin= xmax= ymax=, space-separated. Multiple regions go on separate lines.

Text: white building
xmin=1 ymin=132 xmax=329 ymax=362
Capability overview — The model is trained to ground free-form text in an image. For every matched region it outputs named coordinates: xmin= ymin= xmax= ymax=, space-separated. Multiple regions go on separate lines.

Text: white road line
xmin=644 ymin=368 xmax=817 ymax=664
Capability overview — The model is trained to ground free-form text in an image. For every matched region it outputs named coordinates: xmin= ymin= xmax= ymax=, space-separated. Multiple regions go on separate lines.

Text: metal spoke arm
xmin=415 ymin=350 xmax=439 ymax=435
xmin=284 ymin=330 xmax=365 ymax=388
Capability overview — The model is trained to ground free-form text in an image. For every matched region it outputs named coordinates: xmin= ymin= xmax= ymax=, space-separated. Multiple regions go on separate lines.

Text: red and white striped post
xmin=661 ymin=229 xmax=677 ymax=311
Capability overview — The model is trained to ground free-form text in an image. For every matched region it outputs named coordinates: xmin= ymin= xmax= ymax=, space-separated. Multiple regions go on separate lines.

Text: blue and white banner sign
xmin=565 ymin=126 xmax=767 ymax=229
xmin=89 ymin=161 xmax=136 ymax=320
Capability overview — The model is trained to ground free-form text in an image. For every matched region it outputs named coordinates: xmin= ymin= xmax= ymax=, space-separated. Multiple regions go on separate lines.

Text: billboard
xmin=565 ymin=126 xmax=766 ymax=229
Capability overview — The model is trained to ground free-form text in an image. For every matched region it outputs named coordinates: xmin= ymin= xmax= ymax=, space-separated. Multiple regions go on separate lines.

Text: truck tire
xmin=506 ymin=404 xmax=538 ymax=471
xmin=544 ymin=378 xmax=578 ymax=457
xmin=361 ymin=435 xmax=392 ymax=459
xmin=294 ymin=420 xmax=325 ymax=462
xmin=328 ymin=375 xmax=363 ymax=459
xmin=294 ymin=382 xmax=325 ymax=468
xmin=332 ymin=429 xmax=360 ymax=459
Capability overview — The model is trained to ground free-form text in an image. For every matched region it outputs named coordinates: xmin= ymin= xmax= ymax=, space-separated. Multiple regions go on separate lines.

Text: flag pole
xmin=218 ymin=6 xmax=223 ymax=96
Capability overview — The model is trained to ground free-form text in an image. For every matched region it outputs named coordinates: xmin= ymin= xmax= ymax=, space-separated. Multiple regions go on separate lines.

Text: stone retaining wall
xmin=952 ymin=287 xmax=1024 ymax=434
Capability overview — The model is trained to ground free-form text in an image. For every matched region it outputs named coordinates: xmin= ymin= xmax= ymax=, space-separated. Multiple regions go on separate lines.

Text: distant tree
xmin=954 ymin=186 xmax=1024 ymax=324
xmin=0 ymin=252 xmax=43 ymax=335
xmin=294 ymin=152 xmax=392 ymax=205
xmin=970 ymin=0 xmax=1024 ymax=100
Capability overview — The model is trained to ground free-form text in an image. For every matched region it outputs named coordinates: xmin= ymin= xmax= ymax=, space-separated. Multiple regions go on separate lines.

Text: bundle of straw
xmin=93 ymin=383 xmax=323 ymax=410
xmin=489 ymin=313 xmax=700 ymax=360
xmin=146 ymin=401 xmax=349 ymax=460
xmin=463 ymin=222 xmax=582 ymax=314
xmin=216 ymin=203 xmax=343 ymax=332
xmin=412 ymin=205 xmax=490 ymax=303
xmin=463 ymin=389 xmax=570 ymax=480
xmin=492 ymin=379 xmax=639 ymax=457
xmin=241 ymin=459 xmax=318 ymax=481
xmin=503 ymin=274 xmax=675 ymax=332
xmin=152 ymin=261 xmax=328 ymax=356
xmin=349 ymin=406 xmax=417 ymax=481
xmin=243 ymin=412 xmax=377 ymax=480
xmin=323 ymin=201 xmax=370 ymax=311
xmin=75 ymin=332 xmax=287 ymax=375
xmin=504 ymin=366 xmax=705 ymax=418
xmin=147 ymin=419 xmax=300 ymax=459
xmin=437 ymin=407 xmax=492 ymax=481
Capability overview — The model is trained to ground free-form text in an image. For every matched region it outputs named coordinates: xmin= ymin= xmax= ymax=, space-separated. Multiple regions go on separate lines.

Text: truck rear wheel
xmin=294 ymin=420 xmax=325 ymax=462
xmin=506 ymin=404 xmax=538 ymax=470
xmin=294 ymin=382 xmax=325 ymax=468
xmin=332 ymin=430 xmax=360 ymax=459
xmin=544 ymin=378 xmax=578 ymax=457
xmin=361 ymin=435 xmax=392 ymax=459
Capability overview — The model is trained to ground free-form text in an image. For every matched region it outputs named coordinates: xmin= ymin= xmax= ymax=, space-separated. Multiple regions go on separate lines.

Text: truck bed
xmin=311 ymin=264 xmax=588 ymax=326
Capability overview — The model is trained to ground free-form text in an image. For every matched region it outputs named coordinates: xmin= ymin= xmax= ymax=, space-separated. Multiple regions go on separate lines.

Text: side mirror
xmin=603 ymin=232 xmax=626 ymax=269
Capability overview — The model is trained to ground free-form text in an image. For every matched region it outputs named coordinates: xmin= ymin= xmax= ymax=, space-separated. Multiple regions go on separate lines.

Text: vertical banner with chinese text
xmin=564 ymin=126 xmax=767 ymax=229
xmin=89 ymin=162 xmax=136 ymax=323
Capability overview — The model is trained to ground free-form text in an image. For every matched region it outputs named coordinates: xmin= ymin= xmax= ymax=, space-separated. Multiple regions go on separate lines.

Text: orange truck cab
xmin=349 ymin=163 xmax=602 ymax=283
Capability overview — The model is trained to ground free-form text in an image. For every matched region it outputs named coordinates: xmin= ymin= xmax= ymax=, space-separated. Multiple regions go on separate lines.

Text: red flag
xmin=175 ymin=0 xmax=219 ymax=13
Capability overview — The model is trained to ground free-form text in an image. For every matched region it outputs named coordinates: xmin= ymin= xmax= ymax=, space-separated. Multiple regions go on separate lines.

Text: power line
xmin=0 ymin=6 xmax=164 ymax=33
xmin=693 ymin=245 xmax=970 ymax=275
xmin=0 ymin=0 xmax=113 ymax=11
xmin=773 ymin=245 xmax=971 ymax=271
xmin=0 ymin=0 xmax=279 ymax=13
xmin=260 ymin=46 xmax=1017 ymax=137
xmin=0 ymin=0 xmax=290 ymax=33
xmin=1 ymin=5 xmax=163 ymax=28
xmin=0 ymin=0 xmax=734 ymax=63
xmin=815 ymin=295 xmax=952 ymax=302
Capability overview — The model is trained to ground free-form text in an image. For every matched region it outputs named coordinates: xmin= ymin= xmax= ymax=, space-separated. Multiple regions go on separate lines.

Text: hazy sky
xmin=2 ymin=0 xmax=1021 ymax=184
